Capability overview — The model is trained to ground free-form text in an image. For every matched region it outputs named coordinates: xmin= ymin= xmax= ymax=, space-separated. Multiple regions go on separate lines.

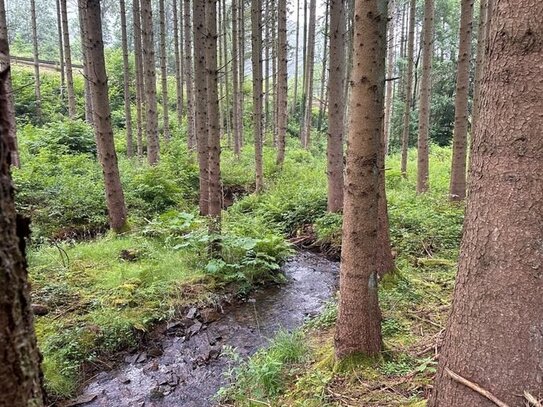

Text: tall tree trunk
xmin=120 ymin=0 xmax=134 ymax=157
xmin=184 ymin=0 xmax=196 ymax=150
xmin=416 ymin=0 xmax=434 ymax=193
xmin=300 ymin=0 xmax=316 ymax=149
xmin=383 ymin=0 xmax=395 ymax=154
xmin=79 ymin=0 xmax=128 ymax=232
xmin=275 ymin=0 xmax=287 ymax=166
xmin=205 ymin=0 xmax=222 ymax=246
xmin=335 ymin=0 xmax=388 ymax=360
xmin=133 ymin=0 xmax=144 ymax=156
xmin=270 ymin=0 xmax=277 ymax=142
xmin=173 ymin=0 xmax=184 ymax=128
xmin=430 ymin=2 xmax=543 ymax=405
xmin=0 ymin=38 xmax=45 ymax=405
xmin=449 ymin=0 xmax=474 ymax=201
xmin=56 ymin=0 xmax=65 ymax=99
xmin=60 ymin=0 xmax=76 ymax=118
xmin=0 ymin=0 xmax=19 ymax=167
xmin=400 ymin=0 xmax=415 ymax=177
xmin=263 ymin=0 xmax=270 ymax=136
xmin=194 ymin=0 xmax=209 ymax=214
xmin=78 ymin=0 xmax=93 ymax=125
xmin=239 ymin=0 xmax=245 ymax=145
xmin=232 ymin=0 xmax=242 ymax=156
xmin=292 ymin=0 xmax=300 ymax=113
xmin=317 ymin=1 xmax=329 ymax=132
xmin=221 ymin=0 xmax=231 ymax=139
xmin=252 ymin=0 xmax=264 ymax=192
xmin=159 ymin=0 xmax=170 ymax=141
xmin=301 ymin=0 xmax=307 ymax=112
xmin=30 ymin=0 xmax=42 ymax=122
xmin=326 ymin=0 xmax=345 ymax=213
xmin=471 ymin=0 xmax=488 ymax=137
xmin=141 ymin=0 xmax=160 ymax=164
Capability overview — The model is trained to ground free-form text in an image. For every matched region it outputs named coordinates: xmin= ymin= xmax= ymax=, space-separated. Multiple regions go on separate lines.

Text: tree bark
xmin=232 ymin=0 xmax=242 ymax=156
xmin=158 ymin=0 xmax=170 ymax=141
xmin=205 ymin=0 xmax=222 ymax=246
xmin=60 ymin=0 xmax=76 ymax=119
xmin=120 ymin=0 xmax=134 ymax=157
xmin=77 ymin=0 xmax=93 ymax=125
xmin=449 ymin=0 xmax=474 ymax=201
xmin=56 ymin=0 xmax=65 ymax=99
xmin=141 ymin=0 xmax=160 ymax=164
xmin=30 ymin=0 xmax=42 ymax=122
xmin=400 ymin=0 xmax=415 ymax=177
xmin=0 ymin=0 xmax=19 ymax=167
xmin=184 ymin=0 xmax=196 ymax=150
xmin=133 ymin=0 xmax=144 ymax=157
xmin=252 ymin=0 xmax=264 ymax=192
xmin=0 ymin=17 xmax=45 ymax=407
xmin=194 ymin=0 xmax=209 ymax=214
xmin=471 ymin=0 xmax=488 ymax=138
xmin=275 ymin=0 xmax=287 ymax=166
xmin=292 ymin=0 xmax=300 ymax=113
xmin=173 ymin=0 xmax=184 ymax=129
xmin=326 ymin=0 xmax=345 ymax=212
xmin=383 ymin=0 xmax=395 ymax=154
xmin=416 ymin=0 xmax=434 ymax=193
xmin=300 ymin=0 xmax=316 ymax=149
xmin=430 ymin=2 xmax=543 ymax=404
xmin=317 ymin=1 xmax=329 ymax=132
xmin=221 ymin=0 xmax=231 ymax=140
xmin=335 ymin=0 xmax=388 ymax=360
xmin=80 ymin=0 xmax=128 ymax=232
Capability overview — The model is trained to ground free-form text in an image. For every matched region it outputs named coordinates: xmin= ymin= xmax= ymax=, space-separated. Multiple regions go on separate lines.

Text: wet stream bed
xmin=67 ymin=252 xmax=339 ymax=407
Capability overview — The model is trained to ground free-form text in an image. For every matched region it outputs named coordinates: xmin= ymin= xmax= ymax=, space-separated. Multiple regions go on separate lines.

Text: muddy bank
xmin=69 ymin=252 xmax=339 ymax=407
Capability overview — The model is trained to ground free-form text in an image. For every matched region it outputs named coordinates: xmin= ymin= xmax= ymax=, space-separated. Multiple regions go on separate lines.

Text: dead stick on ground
xmin=445 ymin=368 xmax=510 ymax=407
xmin=524 ymin=391 xmax=543 ymax=407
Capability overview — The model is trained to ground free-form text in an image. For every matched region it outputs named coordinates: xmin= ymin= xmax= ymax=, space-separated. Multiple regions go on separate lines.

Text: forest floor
xmin=20 ymin=137 xmax=463 ymax=405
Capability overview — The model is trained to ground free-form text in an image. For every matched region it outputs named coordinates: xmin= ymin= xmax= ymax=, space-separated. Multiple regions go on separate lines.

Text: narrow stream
xmin=69 ymin=252 xmax=339 ymax=407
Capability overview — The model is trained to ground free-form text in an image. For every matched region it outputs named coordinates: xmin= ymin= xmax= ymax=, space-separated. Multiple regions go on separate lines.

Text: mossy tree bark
xmin=0 ymin=29 xmax=45 ymax=407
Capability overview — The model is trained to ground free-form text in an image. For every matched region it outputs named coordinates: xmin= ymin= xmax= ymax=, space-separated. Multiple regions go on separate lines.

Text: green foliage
xmin=218 ymin=330 xmax=308 ymax=404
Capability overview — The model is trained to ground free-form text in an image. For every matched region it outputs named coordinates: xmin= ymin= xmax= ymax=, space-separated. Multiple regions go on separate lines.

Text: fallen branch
xmin=524 ymin=391 xmax=543 ymax=407
xmin=445 ymin=368 xmax=510 ymax=407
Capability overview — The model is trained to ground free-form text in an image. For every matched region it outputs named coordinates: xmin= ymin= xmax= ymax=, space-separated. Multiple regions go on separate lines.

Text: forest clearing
xmin=0 ymin=0 xmax=541 ymax=406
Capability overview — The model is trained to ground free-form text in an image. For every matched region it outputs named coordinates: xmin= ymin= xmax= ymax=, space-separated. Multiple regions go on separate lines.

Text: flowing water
xmin=68 ymin=252 xmax=339 ymax=407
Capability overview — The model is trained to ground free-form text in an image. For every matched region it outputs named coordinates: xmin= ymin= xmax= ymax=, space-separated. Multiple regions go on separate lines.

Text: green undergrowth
xmin=217 ymin=149 xmax=464 ymax=407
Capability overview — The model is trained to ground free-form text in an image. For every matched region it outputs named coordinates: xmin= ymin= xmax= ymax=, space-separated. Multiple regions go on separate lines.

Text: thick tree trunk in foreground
xmin=133 ymin=0 xmax=144 ymax=157
xmin=194 ymin=0 xmax=209 ymax=214
xmin=0 ymin=21 xmax=45 ymax=407
xmin=300 ymin=0 xmax=316 ymax=149
xmin=205 ymin=0 xmax=222 ymax=239
xmin=80 ymin=0 xmax=128 ymax=232
xmin=400 ymin=0 xmax=415 ymax=177
xmin=449 ymin=0 xmax=474 ymax=201
xmin=416 ymin=0 xmax=434 ymax=193
xmin=141 ymin=0 xmax=160 ymax=165
xmin=30 ymin=0 xmax=42 ymax=122
xmin=0 ymin=0 xmax=19 ymax=167
xmin=184 ymin=0 xmax=196 ymax=150
xmin=275 ymin=0 xmax=287 ymax=166
xmin=158 ymin=0 xmax=170 ymax=141
xmin=60 ymin=0 xmax=76 ymax=119
xmin=326 ymin=0 xmax=345 ymax=212
xmin=120 ymin=0 xmax=133 ymax=157
xmin=232 ymin=0 xmax=242 ymax=156
xmin=252 ymin=0 xmax=264 ymax=193
xmin=430 ymin=2 xmax=543 ymax=405
xmin=335 ymin=0 xmax=388 ymax=360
